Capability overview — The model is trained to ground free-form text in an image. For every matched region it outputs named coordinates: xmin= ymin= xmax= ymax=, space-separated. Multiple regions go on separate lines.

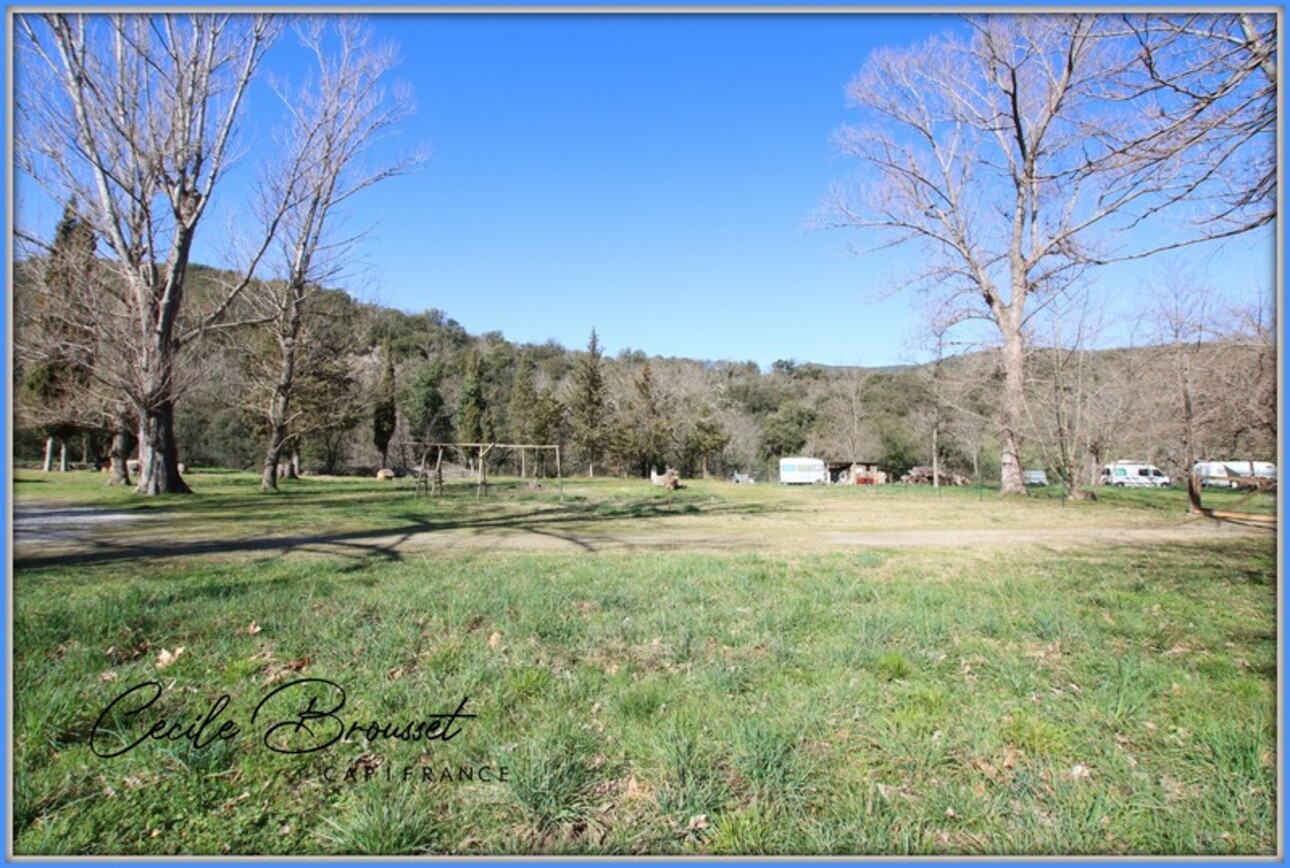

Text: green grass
xmin=11 ymin=471 xmax=1278 ymax=855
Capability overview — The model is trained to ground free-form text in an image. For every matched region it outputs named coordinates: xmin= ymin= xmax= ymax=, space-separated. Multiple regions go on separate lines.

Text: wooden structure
xmin=827 ymin=460 xmax=885 ymax=485
xmin=1189 ymin=465 xmax=1276 ymax=526
xmin=410 ymin=442 xmax=563 ymax=499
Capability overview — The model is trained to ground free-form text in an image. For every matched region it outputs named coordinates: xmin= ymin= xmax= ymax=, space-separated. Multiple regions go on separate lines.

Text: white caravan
xmin=1193 ymin=460 xmax=1277 ymax=489
xmin=779 ymin=457 xmax=828 ymax=484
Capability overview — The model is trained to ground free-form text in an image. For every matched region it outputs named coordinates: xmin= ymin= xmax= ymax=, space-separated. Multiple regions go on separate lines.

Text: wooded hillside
xmin=13 ymin=258 xmax=1276 ymax=489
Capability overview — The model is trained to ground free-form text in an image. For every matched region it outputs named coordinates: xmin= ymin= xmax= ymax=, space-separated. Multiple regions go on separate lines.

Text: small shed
xmin=827 ymin=461 xmax=885 ymax=485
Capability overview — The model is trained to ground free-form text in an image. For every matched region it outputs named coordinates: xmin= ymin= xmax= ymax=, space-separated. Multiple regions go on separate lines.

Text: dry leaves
xmin=155 ymin=646 xmax=185 ymax=670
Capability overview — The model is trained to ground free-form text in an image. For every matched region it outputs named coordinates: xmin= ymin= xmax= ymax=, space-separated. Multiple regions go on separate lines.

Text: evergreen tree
xmin=612 ymin=359 xmax=670 ymax=477
xmin=26 ymin=202 xmax=98 ymax=472
xmin=530 ymin=388 xmax=565 ymax=477
xmin=406 ymin=362 xmax=452 ymax=444
xmin=570 ymin=328 xmax=609 ymax=476
xmin=507 ymin=353 xmax=538 ymax=475
xmin=372 ymin=344 xmax=397 ymax=468
xmin=682 ymin=416 xmax=731 ymax=478
xmin=456 ymin=349 xmax=488 ymax=445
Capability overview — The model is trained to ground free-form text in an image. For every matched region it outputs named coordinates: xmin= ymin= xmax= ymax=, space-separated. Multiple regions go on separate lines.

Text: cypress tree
xmin=570 ymin=329 xmax=609 ymax=477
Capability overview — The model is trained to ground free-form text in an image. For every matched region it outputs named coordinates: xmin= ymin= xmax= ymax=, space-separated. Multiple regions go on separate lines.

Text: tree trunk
xmin=998 ymin=313 xmax=1028 ymax=496
xmin=287 ymin=451 xmax=300 ymax=480
xmin=932 ymin=425 xmax=940 ymax=489
xmin=1180 ymin=347 xmax=1202 ymax=514
xmin=43 ymin=437 xmax=55 ymax=472
xmin=59 ymin=441 xmax=68 ymax=472
xmin=136 ymin=398 xmax=191 ymax=495
xmin=261 ymin=451 xmax=282 ymax=491
xmin=107 ymin=405 xmax=133 ymax=486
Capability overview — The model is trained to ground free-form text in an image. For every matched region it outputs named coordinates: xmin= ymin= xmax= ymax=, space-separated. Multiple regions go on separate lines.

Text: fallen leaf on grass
xmin=155 ymin=647 xmax=185 ymax=670
xmin=100 ymin=671 xmax=118 ymax=682
xmin=245 ymin=621 xmax=262 ymax=636
xmin=687 ymin=814 xmax=709 ymax=832
xmin=488 ymin=631 xmax=503 ymax=650
xmin=1071 ymin=763 xmax=1092 ymax=781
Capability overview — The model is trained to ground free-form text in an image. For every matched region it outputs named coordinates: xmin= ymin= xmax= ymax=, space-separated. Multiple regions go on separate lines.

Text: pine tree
xmin=28 ymin=201 xmax=97 ymax=473
xmin=530 ymin=388 xmax=564 ymax=477
xmin=613 ymin=359 xmax=669 ymax=477
xmin=373 ymin=344 xmax=397 ymax=468
xmin=407 ymin=362 xmax=452 ymax=443
xmin=570 ymin=328 xmax=609 ymax=477
xmin=507 ymin=353 xmax=538 ymax=476
xmin=457 ymin=350 xmax=487 ymax=445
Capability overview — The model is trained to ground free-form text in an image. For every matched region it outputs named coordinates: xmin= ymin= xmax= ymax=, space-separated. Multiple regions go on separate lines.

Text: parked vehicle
xmin=1193 ymin=460 xmax=1277 ymax=490
xmin=779 ymin=457 xmax=827 ymax=484
xmin=1023 ymin=469 xmax=1049 ymax=486
xmin=1101 ymin=462 xmax=1170 ymax=488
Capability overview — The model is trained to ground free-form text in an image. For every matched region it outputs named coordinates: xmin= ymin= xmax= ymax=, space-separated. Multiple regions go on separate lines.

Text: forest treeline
xmin=14 ymin=256 xmax=1276 ymax=489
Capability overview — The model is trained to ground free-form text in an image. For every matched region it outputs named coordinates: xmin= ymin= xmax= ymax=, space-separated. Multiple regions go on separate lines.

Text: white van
xmin=779 ymin=457 xmax=828 ymax=484
xmin=1101 ymin=462 xmax=1170 ymax=488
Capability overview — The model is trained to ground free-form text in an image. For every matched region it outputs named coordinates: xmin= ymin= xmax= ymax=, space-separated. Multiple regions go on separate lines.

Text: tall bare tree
xmin=16 ymin=13 xmax=278 ymax=494
xmin=1115 ymin=13 xmax=1277 ymax=239
xmin=829 ymin=14 xmax=1275 ymax=494
xmin=249 ymin=17 xmax=422 ymax=491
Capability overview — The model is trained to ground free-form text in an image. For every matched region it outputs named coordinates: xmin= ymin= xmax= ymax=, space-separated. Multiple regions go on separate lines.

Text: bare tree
xmin=1023 ymin=288 xmax=1110 ymax=500
xmin=829 ymin=14 xmax=1274 ymax=494
xmin=1114 ymin=14 xmax=1276 ymax=239
xmin=1140 ymin=282 xmax=1227 ymax=512
xmin=247 ymin=17 xmax=423 ymax=491
xmin=16 ymin=13 xmax=279 ymax=494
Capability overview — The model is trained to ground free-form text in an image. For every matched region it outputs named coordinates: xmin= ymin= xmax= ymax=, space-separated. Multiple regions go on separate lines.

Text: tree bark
xmin=107 ymin=405 xmax=133 ymax=486
xmin=260 ymin=328 xmax=300 ymax=492
xmin=998 ymin=310 xmax=1028 ymax=496
xmin=43 ymin=437 xmax=55 ymax=472
xmin=136 ymin=398 xmax=191 ymax=495
xmin=59 ymin=441 xmax=68 ymax=472
xmin=1180 ymin=347 xmax=1202 ymax=514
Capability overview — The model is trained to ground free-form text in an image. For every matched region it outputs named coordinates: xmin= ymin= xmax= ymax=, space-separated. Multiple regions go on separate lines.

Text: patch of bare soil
xmin=10 ymin=502 xmax=1273 ymax=565
xmin=317 ymin=515 xmax=1270 ymax=556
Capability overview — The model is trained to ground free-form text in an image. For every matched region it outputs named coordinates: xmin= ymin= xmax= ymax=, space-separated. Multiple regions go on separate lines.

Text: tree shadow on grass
xmin=12 ymin=496 xmax=787 ymax=571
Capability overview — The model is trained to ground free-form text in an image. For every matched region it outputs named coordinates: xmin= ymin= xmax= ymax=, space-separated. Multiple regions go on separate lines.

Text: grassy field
xmin=10 ymin=471 xmax=1279 ymax=855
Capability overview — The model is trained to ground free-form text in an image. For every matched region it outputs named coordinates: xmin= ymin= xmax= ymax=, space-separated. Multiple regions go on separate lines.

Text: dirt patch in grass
xmin=11 ymin=495 xmax=1269 ymax=565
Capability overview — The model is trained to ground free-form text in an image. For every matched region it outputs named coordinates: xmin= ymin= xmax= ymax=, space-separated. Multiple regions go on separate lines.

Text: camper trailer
xmin=779 ymin=457 xmax=828 ymax=484
xmin=1194 ymin=460 xmax=1277 ymax=489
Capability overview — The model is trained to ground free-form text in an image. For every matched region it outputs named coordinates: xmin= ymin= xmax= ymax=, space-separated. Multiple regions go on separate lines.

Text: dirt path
xmin=11 ymin=500 xmax=1274 ymax=566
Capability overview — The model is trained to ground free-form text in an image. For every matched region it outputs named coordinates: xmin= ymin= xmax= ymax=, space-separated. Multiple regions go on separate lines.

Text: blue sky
xmin=15 ymin=11 xmax=1278 ymax=368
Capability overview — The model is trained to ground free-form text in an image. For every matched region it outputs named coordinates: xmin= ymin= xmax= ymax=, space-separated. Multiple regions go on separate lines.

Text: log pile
xmin=900 ymin=466 xmax=970 ymax=486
